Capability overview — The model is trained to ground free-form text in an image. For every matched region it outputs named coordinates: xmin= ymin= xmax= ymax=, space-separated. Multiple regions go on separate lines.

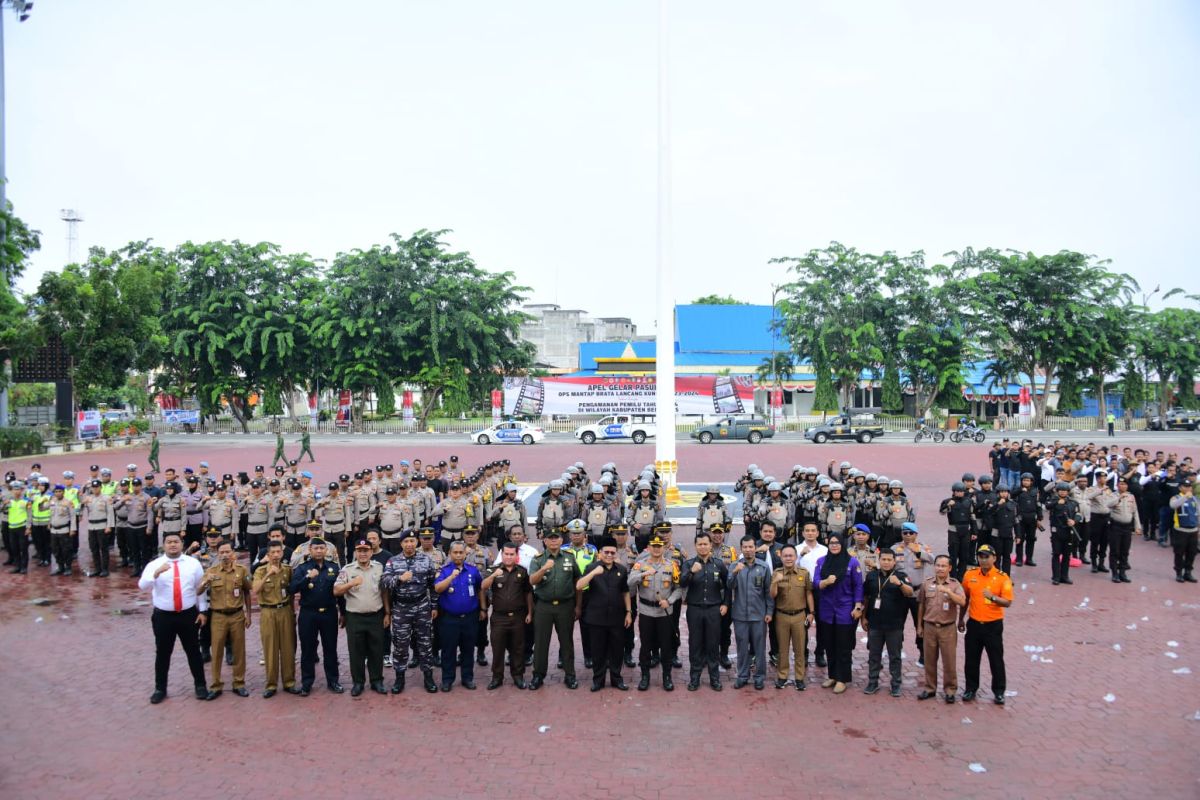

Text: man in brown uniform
xmin=916 ymin=554 xmax=966 ymax=704
xmin=770 ymin=544 xmax=814 ymax=689
xmin=200 ymin=540 xmax=252 ymax=697
xmin=482 ymin=542 xmax=533 ymax=689
xmin=334 ymin=539 xmax=388 ymax=695
xmin=252 ymin=540 xmax=300 ymax=697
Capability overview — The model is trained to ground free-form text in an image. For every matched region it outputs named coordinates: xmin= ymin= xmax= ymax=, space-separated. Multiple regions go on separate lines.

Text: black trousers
xmin=134 ymin=526 xmax=157 ymax=572
xmin=1172 ymin=529 xmax=1199 ymax=573
xmin=31 ymin=523 xmax=49 ymax=563
xmin=993 ymin=535 xmax=1014 ymax=575
xmin=866 ymin=626 xmax=903 ymax=687
xmin=298 ymin=607 xmax=340 ymax=688
xmin=126 ymin=526 xmax=149 ymax=572
xmin=11 ymin=526 xmax=29 ymax=571
xmin=116 ymin=524 xmax=130 ymax=561
xmin=88 ymin=528 xmax=109 ymax=573
xmin=345 ymin=609 xmax=386 ymax=685
xmin=151 ymin=607 xmax=207 ymax=691
xmin=588 ymin=621 xmax=625 ymax=684
xmin=185 ymin=523 xmax=204 ymax=549
xmin=964 ymin=617 xmax=1006 ymax=696
xmin=821 ymin=621 xmax=856 ymax=683
xmin=947 ymin=528 xmax=973 ymax=579
xmin=1108 ymin=520 xmax=1133 ymax=571
xmin=1050 ymin=530 xmax=1073 ymax=581
xmin=686 ymin=604 xmax=721 ymax=680
xmin=1016 ymin=517 xmax=1038 ymax=563
xmin=438 ymin=611 xmax=478 ymax=685
xmin=51 ymin=534 xmax=73 ymax=571
xmin=1088 ymin=514 xmax=1110 ymax=564
xmin=638 ymin=611 xmax=676 ymax=670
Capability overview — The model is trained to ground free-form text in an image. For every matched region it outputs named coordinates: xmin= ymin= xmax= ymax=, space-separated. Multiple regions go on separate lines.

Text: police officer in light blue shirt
xmin=434 ymin=541 xmax=484 ymax=691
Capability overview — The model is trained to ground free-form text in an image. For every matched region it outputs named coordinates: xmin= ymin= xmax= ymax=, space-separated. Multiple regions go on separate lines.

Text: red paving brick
xmin=2 ymin=436 xmax=1198 ymax=799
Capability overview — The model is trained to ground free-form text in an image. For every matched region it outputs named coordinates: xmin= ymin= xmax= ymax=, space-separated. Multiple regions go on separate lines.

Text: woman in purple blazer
xmin=815 ymin=533 xmax=864 ymax=693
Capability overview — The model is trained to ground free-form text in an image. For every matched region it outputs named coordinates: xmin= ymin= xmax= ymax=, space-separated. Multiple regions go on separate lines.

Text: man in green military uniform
xmin=148 ymin=432 xmax=161 ymax=473
xmin=529 ymin=527 xmax=581 ymax=690
xmin=272 ymin=431 xmax=287 ymax=467
xmin=297 ymin=429 xmax=316 ymax=463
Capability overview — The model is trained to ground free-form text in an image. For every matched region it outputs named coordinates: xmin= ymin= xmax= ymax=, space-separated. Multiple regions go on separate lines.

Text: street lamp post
xmin=653 ymin=0 xmax=679 ymax=503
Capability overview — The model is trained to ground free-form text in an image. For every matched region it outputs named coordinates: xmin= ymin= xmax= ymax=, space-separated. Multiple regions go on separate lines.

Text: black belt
xmin=380 ymin=530 xmax=403 ymax=537
xmin=261 ymin=602 xmax=289 ymax=609
xmin=211 ymin=607 xmax=243 ymax=615
xmin=776 ymin=608 xmax=807 ymax=615
xmin=443 ymin=527 xmax=464 ymax=534
xmin=638 ymin=598 xmax=668 ymax=608
xmin=689 ymin=603 xmax=719 ymax=608
xmin=492 ymin=609 xmax=522 ymax=616
xmin=392 ymin=596 xmax=426 ymax=605
xmin=925 ymin=620 xmax=953 ymax=627
xmin=51 ymin=526 xmax=71 ymax=533
xmin=537 ymin=597 xmax=572 ymax=605
xmin=213 ymin=522 xmax=231 ymax=529
xmin=440 ymin=610 xmax=473 ymax=618
xmin=347 ymin=609 xmax=384 ymax=616
xmin=301 ymin=606 xmax=335 ymax=613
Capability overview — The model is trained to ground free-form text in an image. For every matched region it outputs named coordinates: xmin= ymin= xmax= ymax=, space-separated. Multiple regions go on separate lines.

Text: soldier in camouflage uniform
xmin=381 ymin=530 xmax=439 ymax=694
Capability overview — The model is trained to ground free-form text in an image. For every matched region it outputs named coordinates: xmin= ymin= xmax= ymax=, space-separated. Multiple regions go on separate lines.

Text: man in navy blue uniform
xmin=434 ymin=541 xmax=484 ymax=691
xmin=289 ymin=538 xmax=343 ymax=695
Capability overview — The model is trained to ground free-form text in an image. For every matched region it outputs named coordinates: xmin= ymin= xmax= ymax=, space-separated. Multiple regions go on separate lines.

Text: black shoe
xmin=371 ymin=680 xmax=386 ymax=693
xmin=815 ymin=654 xmax=827 ymax=668
xmin=961 ymin=690 xmax=976 ymax=702
xmin=328 ymin=683 xmax=344 ymax=694
xmin=1097 ymin=563 xmax=1109 ymax=573
xmin=440 ymin=682 xmax=452 ymax=692
xmin=612 ymin=678 xmax=628 ymax=691
xmin=488 ymin=678 xmax=503 ymax=690
xmin=663 ymin=674 xmax=674 ymax=692
xmin=1060 ymin=578 xmax=1073 ymax=585
xmin=1111 ymin=574 xmax=1121 ymax=583
xmin=672 ymin=656 xmax=682 ymax=669
xmin=298 ymin=687 xmax=311 ymax=697
xmin=1090 ymin=564 xmax=1098 ymax=573
xmin=711 ymin=679 xmax=724 ymax=691
xmin=529 ymin=676 xmax=544 ymax=691
xmin=1080 ymin=556 xmax=1090 ymax=565
xmin=994 ymin=694 xmax=1006 ymax=705
xmin=462 ymin=680 xmax=476 ymax=690
xmin=638 ymin=671 xmax=650 ymax=691
xmin=283 ymin=686 xmax=302 ymax=695
xmin=263 ymin=689 xmax=277 ymax=698
xmin=720 ymin=656 xmax=733 ymax=669
xmin=1186 ymin=572 xmax=1198 ymax=584
xmin=775 ymin=679 xmax=787 ymax=689
xmin=476 ymin=653 xmax=488 ymax=666
xmin=754 ymin=679 xmax=764 ymax=690
xmin=945 ymin=694 xmax=955 ymax=704
xmin=350 ymin=683 xmax=365 ymax=697
xmin=734 ymin=679 xmax=748 ymax=689
xmin=688 ymin=680 xmax=700 ymax=691
xmin=591 ymin=679 xmax=605 ymax=692
xmin=624 ymin=653 xmax=636 ymax=668
xmin=150 ymin=690 xmax=166 ymax=704
xmin=197 ymin=688 xmax=217 ymax=701
xmin=864 ymin=682 xmax=880 ymax=695
xmin=795 ymin=679 xmax=806 ymax=690
xmin=1120 ymin=571 xmax=1132 ymax=583
xmin=1177 ymin=571 xmax=1186 ymax=583
xmin=584 ymin=658 xmax=593 ymax=669
xmin=1051 ymin=578 xmax=1060 ymax=585
xmin=564 ymin=676 xmax=578 ymax=690
xmin=233 ymin=687 xmax=249 ymax=697
xmin=917 ymin=690 xmax=936 ymax=700
xmin=890 ymin=685 xmax=901 ymax=697
xmin=1025 ymin=560 xmax=1037 ymax=567
xmin=391 ymin=674 xmax=406 ymax=694
xmin=1013 ymin=559 xmax=1023 ymax=567
xmin=513 ymin=677 xmax=527 ymax=690
xmin=650 ymin=653 xmax=661 ymax=668
xmin=62 ymin=568 xmax=72 ymax=577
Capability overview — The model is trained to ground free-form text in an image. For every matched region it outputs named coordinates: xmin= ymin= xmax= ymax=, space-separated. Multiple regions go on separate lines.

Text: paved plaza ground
xmin=2 ymin=434 xmax=1198 ymax=799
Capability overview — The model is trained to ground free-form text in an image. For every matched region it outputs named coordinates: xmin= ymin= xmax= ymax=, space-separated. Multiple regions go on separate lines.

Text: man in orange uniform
xmin=958 ymin=544 xmax=1013 ymax=705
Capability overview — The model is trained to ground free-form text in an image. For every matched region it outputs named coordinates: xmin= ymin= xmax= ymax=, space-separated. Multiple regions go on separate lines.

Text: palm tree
xmin=981 ymin=356 xmax=1017 ymax=418
xmin=757 ymin=353 xmax=796 ymax=420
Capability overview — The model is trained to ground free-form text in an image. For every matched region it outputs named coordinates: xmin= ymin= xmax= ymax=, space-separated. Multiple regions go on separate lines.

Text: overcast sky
xmin=8 ymin=1 xmax=1199 ymax=331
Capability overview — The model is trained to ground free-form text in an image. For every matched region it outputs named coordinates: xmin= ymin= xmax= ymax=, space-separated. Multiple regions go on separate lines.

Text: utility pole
xmin=0 ymin=0 xmax=35 ymax=429
xmin=653 ymin=0 xmax=679 ymax=502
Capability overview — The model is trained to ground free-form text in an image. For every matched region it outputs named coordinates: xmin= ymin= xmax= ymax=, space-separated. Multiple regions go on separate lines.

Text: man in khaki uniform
xmin=916 ymin=554 xmax=966 ymax=704
xmin=432 ymin=482 xmax=473 ymax=552
xmin=252 ymin=540 xmax=300 ymax=697
xmin=334 ymin=538 xmax=388 ymax=695
xmin=200 ymin=540 xmax=252 ymax=697
xmin=770 ymin=544 xmax=814 ymax=689
xmin=376 ymin=485 xmax=414 ymax=556
xmin=462 ymin=525 xmax=493 ymax=666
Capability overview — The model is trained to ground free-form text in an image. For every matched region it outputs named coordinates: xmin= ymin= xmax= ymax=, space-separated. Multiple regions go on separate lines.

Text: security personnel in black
xmin=575 ymin=536 xmax=631 ymax=691
xmin=288 ymin=538 xmax=344 ymax=695
xmin=939 ymin=482 xmax=976 ymax=580
xmin=990 ymin=486 xmax=1019 ymax=575
xmin=1013 ymin=473 xmax=1043 ymax=567
xmin=973 ymin=475 xmax=998 ymax=552
xmin=679 ymin=529 xmax=730 ymax=691
xmin=1046 ymin=481 xmax=1083 ymax=585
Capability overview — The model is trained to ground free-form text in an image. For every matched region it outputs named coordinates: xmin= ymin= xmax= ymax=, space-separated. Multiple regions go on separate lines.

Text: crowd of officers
xmin=5 ymin=443 xmax=1195 ymax=707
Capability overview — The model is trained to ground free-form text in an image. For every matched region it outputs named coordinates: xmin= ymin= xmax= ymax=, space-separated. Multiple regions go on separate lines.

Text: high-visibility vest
xmin=31 ymin=493 xmax=51 ymax=523
xmin=7 ymin=498 xmax=30 ymax=527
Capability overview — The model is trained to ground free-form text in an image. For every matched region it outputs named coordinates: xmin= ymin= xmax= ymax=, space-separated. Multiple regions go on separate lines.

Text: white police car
xmin=574 ymin=414 xmax=657 ymax=445
xmin=471 ymin=420 xmax=545 ymax=445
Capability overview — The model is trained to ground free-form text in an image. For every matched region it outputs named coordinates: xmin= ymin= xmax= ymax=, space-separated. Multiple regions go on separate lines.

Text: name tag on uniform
xmin=942 ymin=601 xmax=950 ymax=611
xmin=232 ymin=588 xmax=240 ymax=598
xmin=874 ymin=598 xmax=881 ymax=610
xmin=468 ymin=583 xmax=475 ymax=597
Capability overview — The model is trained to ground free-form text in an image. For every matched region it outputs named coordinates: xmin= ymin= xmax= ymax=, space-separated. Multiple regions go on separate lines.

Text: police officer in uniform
xmin=696 ymin=485 xmax=732 ymax=533
xmin=380 ymin=530 xmax=439 ymax=693
xmin=198 ymin=540 xmax=252 ymax=698
xmin=1012 ymin=473 xmax=1043 ymax=567
xmin=47 ymin=485 xmax=77 ymax=576
xmin=1046 ymin=481 xmax=1083 ymax=585
xmin=241 ymin=482 xmax=275 ymax=558
xmin=82 ymin=479 xmax=115 ymax=577
xmin=939 ymin=481 xmax=975 ymax=579
xmin=629 ymin=532 xmax=681 ymax=691
xmin=432 ymin=482 xmax=473 ymax=552
xmin=289 ymin=538 xmax=344 ymax=695
xmin=334 ymin=539 xmax=388 ymax=696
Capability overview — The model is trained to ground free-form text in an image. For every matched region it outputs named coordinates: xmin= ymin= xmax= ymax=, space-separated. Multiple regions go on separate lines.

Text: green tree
xmin=1137 ymin=306 xmax=1200 ymax=415
xmin=691 ymin=294 xmax=745 ymax=305
xmin=376 ymin=380 xmax=396 ymax=417
xmin=0 ymin=202 xmax=42 ymax=388
xmin=957 ymin=249 xmax=1136 ymax=427
xmin=30 ymin=241 xmax=168 ymax=404
xmin=880 ymin=366 xmax=902 ymax=414
xmin=159 ymin=241 xmax=320 ymax=433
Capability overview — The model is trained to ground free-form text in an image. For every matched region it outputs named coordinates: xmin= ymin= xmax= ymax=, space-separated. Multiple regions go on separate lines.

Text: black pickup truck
xmin=690 ymin=417 xmax=776 ymax=444
xmin=803 ymin=414 xmax=885 ymax=444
